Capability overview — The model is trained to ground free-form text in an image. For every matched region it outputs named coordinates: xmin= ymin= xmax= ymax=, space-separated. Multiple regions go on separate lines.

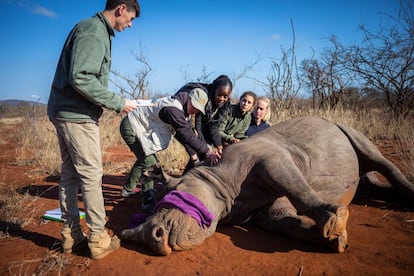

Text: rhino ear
xmin=164 ymin=175 xmax=180 ymax=190
xmin=143 ymin=164 xmax=166 ymax=180
xmin=158 ymin=166 xmax=179 ymax=188
xmin=143 ymin=164 xmax=180 ymax=188
xmin=363 ymin=172 xmax=392 ymax=188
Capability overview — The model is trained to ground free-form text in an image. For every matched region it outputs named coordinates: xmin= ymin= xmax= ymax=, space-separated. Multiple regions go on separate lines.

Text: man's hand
xmin=122 ymin=99 xmax=138 ymax=113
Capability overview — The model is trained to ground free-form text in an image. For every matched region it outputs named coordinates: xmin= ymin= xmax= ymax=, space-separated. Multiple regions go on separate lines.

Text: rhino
xmin=120 ymin=116 xmax=414 ymax=255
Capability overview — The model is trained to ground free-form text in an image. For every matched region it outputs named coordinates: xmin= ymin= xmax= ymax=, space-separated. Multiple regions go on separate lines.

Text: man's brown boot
xmin=61 ymin=227 xmax=87 ymax=254
xmin=88 ymin=230 xmax=120 ymax=260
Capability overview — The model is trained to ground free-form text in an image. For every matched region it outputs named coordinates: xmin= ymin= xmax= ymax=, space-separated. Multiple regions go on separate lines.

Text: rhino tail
xmin=335 ymin=123 xmax=414 ymax=199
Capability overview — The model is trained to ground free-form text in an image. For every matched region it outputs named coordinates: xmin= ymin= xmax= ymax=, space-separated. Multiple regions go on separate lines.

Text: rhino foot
xmin=321 ymin=206 xmax=349 ymax=242
xmin=327 ymin=229 xmax=348 ymax=253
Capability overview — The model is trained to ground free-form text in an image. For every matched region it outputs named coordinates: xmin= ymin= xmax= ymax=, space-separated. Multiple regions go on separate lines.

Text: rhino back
xmin=271 ymin=117 xmax=360 ymax=204
xmin=222 ymin=117 xmax=360 ymax=209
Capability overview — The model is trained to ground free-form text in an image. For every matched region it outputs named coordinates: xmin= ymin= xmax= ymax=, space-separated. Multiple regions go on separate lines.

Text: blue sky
xmin=0 ymin=0 xmax=402 ymax=103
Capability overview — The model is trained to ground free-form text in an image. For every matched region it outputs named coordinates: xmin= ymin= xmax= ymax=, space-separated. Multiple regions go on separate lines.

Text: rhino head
xmin=120 ymin=205 xmax=216 ymax=255
xmin=120 ymin=166 xmax=219 ymax=255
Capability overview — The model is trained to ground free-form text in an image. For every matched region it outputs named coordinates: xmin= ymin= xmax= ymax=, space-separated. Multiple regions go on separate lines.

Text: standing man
xmin=47 ymin=0 xmax=140 ymax=260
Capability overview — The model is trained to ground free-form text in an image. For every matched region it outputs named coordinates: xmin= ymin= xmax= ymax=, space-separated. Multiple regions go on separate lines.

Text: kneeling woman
xmin=120 ymin=89 xmax=220 ymax=212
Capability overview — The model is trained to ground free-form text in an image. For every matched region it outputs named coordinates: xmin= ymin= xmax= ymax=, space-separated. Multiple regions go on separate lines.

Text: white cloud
xmin=270 ymin=33 xmax=281 ymax=41
xmin=32 ymin=5 xmax=57 ymax=18
xmin=31 ymin=94 xmax=42 ymax=100
xmin=6 ymin=0 xmax=58 ymax=18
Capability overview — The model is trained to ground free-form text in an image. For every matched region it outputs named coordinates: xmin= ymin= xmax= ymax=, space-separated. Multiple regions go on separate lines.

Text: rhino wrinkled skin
xmin=121 ymin=116 xmax=414 ymax=255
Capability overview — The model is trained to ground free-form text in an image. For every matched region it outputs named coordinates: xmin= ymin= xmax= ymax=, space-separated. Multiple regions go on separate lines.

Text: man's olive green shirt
xmin=48 ymin=12 xmax=125 ymax=122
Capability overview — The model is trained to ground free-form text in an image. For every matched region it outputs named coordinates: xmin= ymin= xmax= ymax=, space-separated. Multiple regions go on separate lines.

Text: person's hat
xmin=189 ymin=88 xmax=208 ymax=115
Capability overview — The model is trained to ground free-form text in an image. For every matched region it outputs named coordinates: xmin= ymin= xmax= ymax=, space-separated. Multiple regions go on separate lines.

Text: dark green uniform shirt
xmin=218 ymin=104 xmax=251 ymax=143
xmin=47 ymin=12 xmax=125 ymax=122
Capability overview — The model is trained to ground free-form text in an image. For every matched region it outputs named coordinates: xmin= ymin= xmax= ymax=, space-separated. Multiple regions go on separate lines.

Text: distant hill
xmin=0 ymin=99 xmax=46 ymax=117
xmin=0 ymin=99 xmax=46 ymax=107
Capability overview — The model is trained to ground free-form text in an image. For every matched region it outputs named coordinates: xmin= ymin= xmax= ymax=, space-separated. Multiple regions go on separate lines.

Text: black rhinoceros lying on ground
xmin=120 ymin=116 xmax=414 ymax=255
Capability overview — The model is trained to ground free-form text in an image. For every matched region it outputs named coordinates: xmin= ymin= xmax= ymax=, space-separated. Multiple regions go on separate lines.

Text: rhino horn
xmin=120 ymin=223 xmax=172 ymax=256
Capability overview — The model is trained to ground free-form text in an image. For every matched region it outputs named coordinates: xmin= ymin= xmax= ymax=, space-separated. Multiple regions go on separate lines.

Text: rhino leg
xmin=336 ymin=123 xmax=414 ymax=199
xmin=254 ymin=197 xmax=349 ymax=253
xmin=259 ymin=156 xmax=350 ymax=250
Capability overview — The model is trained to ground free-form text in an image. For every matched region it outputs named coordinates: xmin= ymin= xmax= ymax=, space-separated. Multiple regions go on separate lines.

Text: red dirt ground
xmin=0 ymin=120 xmax=413 ymax=275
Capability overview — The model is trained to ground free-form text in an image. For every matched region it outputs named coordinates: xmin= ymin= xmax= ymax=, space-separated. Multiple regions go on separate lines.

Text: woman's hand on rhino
xmin=205 ymin=150 xmax=220 ymax=165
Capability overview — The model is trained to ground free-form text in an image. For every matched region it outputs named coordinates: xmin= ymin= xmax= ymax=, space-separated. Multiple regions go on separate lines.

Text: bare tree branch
xmin=256 ymin=18 xmax=302 ymax=110
xmin=110 ymin=42 xmax=152 ymax=99
xmin=342 ymin=0 xmax=414 ymax=119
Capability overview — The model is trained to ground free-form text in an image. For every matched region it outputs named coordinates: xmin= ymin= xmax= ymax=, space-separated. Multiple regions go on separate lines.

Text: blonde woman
xmin=246 ymin=96 xmax=271 ymax=136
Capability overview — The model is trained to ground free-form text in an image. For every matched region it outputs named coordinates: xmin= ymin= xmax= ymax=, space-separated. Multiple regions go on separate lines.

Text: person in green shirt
xmin=218 ymin=91 xmax=257 ymax=145
xmin=47 ymin=0 xmax=140 ymax=260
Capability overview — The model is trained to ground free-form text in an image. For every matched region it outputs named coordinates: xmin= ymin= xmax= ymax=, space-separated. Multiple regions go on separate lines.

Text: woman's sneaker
xmin=120 ymin=187 xmax=142 ymax=198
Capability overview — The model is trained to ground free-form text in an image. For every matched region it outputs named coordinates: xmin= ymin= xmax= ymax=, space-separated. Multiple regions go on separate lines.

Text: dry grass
xmin=0 ymin=117 xmax=25 ymax=125
xmin=156 ymin=138 xmax=189 ymax=175
xmin=0 ymin=179 xmax=41 ymax=231
xmin=391 ymin=123 xmax=414 ymax=180
xmin=0 ymin=118 xmax=24 ymax=146
xmin=14 ymin=111 xmax=127 ymax=176
xmin=269 ymin=106 xmax=414 ymax=180
xmin=14 ymin=110 xmax=189 ymax=176
xmin=8 ymin=246 xmax=75 ymax=276
xmin=13 ymin=106 xmax=414 ymax=180
xmin=100 ymin=111 xmax=126 ymax=147
xmin=16 ymin=116 xmax=61 ymax=175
